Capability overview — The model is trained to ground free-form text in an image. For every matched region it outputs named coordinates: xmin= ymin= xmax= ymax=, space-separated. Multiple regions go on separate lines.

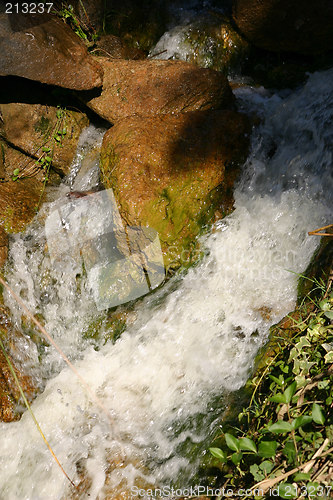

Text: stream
xmin=0 ymin=13 xmax=333 ymax=500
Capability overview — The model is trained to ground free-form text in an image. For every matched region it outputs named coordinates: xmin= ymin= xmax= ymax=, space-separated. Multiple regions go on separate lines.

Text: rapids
xmin=0 ymin=67 xmax=332 ymax=499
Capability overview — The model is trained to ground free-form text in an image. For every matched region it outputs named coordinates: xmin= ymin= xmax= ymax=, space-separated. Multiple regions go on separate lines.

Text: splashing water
xmin=0 ymin=70 xmax=332 ymax=499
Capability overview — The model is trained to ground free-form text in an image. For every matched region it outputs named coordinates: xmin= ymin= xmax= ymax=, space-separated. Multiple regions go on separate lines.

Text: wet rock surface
xmin=0 ymin=140 xmax=62 ymax=185
xmin=102 ymin=0 xmax=167 ymax=52
xmin=0 ymin=227 xmax=8 ymax=268
xmin=100 ymin=110 xmax=250 ymax=269
xmin=85 ymin=58 xmax=233 ymax=123
xmin=232 ymin=0 xmax=333 ymax=55
xmin=150 ymin=12 xmax=250 ymax=75
xmin=0 ymin=178 xmax=43 ymax=233
xmin=0 ymin=12 xmax=103 ymax=89
xmin=0 ymin=103 xmax=89 ymax=176
xmin=0 ymin=306 xmax=38 ymax=423
xmin=94 ymin=34 xmax=146 ymax=60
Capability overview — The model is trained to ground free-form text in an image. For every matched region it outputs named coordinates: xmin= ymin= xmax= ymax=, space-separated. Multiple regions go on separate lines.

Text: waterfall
xmin=0 ymin=69 xmax=332 ymax=499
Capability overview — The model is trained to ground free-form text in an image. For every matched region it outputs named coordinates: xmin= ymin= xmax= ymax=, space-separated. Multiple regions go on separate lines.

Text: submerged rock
xmin=232 ymin=0 xmax=333 ymax=55
xmin=85 ymin=58 xmax=233 ymax=123
xmin=100 ymin=110 xmax=250 ymax=270
xmin=150 ymin=13 xmax=250 ymax=75
xmin=0 ymin=103 xmax=89 ymax=176
xmin=0 ymin=13 xmax=103 ymax=89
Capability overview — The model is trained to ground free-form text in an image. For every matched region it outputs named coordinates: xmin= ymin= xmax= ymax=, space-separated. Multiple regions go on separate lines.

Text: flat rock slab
xmin=86 ymin=58 xmax=233 ymax=123
xmin=0 ymin=103 xmax=89 ymax=176
xmin=100 ymin=110 xmax=250 ymax=269
xmin=0 ymin=13 xmax=103 ymax=89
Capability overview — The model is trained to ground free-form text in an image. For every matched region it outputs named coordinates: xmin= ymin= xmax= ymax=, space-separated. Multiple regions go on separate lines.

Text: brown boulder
xmin=86 ymin=58 xmax=233 ymax=123
xmin=150 ymin=13 xmax=250 ymax=74
xmin=0 ymin=13 xmax=103 ymax=89
xmin=102 ymin=0 xmax=167 ymax=52
xmin=0 ymin=103 xmax=89 ymax=176
xmin=0 ymin=179 xmax=43 ymax=233
xmin=0 ymin=140 xmax=62 ymax=185
xmin=232 ymin=0 xmax=333 ymax=55
xmin=94 ymin=34 xmax=145 ymax=60
xmin=100 ymin=110 xmax=250 ymax=270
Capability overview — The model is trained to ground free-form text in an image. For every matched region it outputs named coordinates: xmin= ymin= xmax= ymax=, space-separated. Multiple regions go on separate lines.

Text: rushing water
xmin=0 ymin=68 xmax=332 ymax=499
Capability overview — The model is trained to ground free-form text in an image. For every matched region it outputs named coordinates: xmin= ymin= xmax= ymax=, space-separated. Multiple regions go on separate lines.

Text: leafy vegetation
xmin=209 ymin=273 xmax=333 ymax=498
xmin=12 ymin=106 xmax=68 ymax=210
xmin=54 ymin=2 xmax=98 ymax=45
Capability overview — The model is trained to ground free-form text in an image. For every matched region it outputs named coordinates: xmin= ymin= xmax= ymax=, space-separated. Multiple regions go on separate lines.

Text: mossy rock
xmin=100 ymin=110 xmax=250 ymax=271
xmin=151 ymin=13 xmax=250 ymax=75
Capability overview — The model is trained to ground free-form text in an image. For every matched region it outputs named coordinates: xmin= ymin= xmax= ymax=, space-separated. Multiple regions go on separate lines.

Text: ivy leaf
xmin=283 ymin=381 xmax=297 ymax=403
xmin=295 ymin=375 xmax=307 ymax=388
xmin=278 ymin=483 xmax=297 ymax=499
xmin=282 ymin=440 xmax=296 ymax=463
xmin=324 ymin=310 xmax=333 ymax=320
xmin=239 ymin=437 xmax=257 ymax=453
xmin=319 ymin=299 xmax=330 ymax=311
xmin=250 ymin=464 xmax=264 ymax=481
xmin=225 ymin=433 xmax=240 ymax=452
xmin=270 ymin=393 xmax=287 ymax=404
xmin=269 ymin=374 xmax=284 ymax=387
xmin=258 ymin=441 xmax=278 ymax=458
xmin=295 ymin=336 xmax=311 ymax=350
xmin=312 ymin=403 xmax=325 ymax=425
xmin=318 ymin=379 xmax=330 ymax=390
xmin=209 ymin=447 xmax=227 ymax=462
xmin=324 ymin=351 xmax=333 ymax=363
xmin=231 ymin=452 xmax=243 ymax=465
xmin=292 ymin=415 xmax=312 ymax=430
xmin=259 ymin=460 xmax=274 ymax=474
xmin=268 ymin=420 xmax=293 ymax=433
xmin=293 ymin=472 xmax=311 ymax=481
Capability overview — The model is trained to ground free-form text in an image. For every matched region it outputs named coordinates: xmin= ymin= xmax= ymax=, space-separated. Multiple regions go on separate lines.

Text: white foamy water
xmin=0 ymin=70 xmax=332 ymax=499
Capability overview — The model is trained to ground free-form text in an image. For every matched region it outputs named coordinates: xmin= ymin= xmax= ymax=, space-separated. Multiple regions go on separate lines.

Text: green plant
xmin=11 ymin=106 xmax=70 ymax=212
xmin=54 ymin=2 xmax=98 ymax=45
xmin=209 ymin=276 xmax=333 ymax=498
